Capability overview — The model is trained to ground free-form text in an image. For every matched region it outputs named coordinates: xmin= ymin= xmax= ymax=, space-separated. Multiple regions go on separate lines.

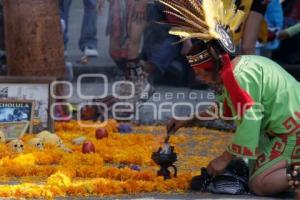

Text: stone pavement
xmin=62 ymin=192 xmax=293 ymax=199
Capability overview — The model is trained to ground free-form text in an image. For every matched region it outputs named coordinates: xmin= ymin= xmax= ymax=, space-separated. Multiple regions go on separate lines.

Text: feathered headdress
xmin=159 ymin=0 xmax=255 ymax=118
xmin=159 ymin=0 xmax=245 ymax=54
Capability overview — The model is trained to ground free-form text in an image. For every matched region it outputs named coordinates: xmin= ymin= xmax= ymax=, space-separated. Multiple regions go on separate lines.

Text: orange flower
xmin=0 ymin=121 xmax=230 ymax=198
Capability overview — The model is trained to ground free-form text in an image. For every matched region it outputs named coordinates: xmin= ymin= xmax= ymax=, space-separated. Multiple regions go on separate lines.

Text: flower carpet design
xmin=0 ymin=120 xmax=231 ymax=198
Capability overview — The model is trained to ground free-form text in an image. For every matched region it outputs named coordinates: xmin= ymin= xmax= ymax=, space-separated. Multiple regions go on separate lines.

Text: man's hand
xmin=207 ymin=151 xmax=234 ymax=176
xmin=166 ymin=117 xmax=195 ymax=134
xmin=278 ymin=30 xmax=290 ymax=40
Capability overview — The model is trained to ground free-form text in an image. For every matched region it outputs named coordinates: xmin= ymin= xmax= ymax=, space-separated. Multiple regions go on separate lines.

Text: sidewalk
xmin=68 ymin=193 xmax=287 ymax=200
xmin=65 ymin=0 xmax=114 ymax=76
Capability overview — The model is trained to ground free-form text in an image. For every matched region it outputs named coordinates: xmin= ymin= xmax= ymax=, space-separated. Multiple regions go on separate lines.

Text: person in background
xmin=141 ymin=1 xmax=194 ymax=87
xmin=106 ymin=0 xmax=153 ymax=102
xmin=60 ymin=0 xmax=101 ymax=57
xmin=238 ymin=0 xmax=271 ymax=55
xmin=256 ymin=0 xmax=283 ymax=58
xmin=272 ymin=0 xmax=300 ymax=64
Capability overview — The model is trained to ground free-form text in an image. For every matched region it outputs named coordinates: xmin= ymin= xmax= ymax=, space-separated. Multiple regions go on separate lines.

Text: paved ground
xmin=58 ymin=192 xmax=294 ymax=199
xmin=66 ymin=1 xmax=114 ymax=70
xmin=60 ymin=194 xmax=289 ymax=200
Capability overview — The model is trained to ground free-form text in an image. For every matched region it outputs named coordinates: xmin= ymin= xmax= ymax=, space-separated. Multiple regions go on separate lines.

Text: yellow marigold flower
xmin=0 ymin=121 xmax=232 ymax=198
xmin=47 ymin=171 xmax=72 ymax=188
xmin=13 ymin=153 xmax=36 ymax=166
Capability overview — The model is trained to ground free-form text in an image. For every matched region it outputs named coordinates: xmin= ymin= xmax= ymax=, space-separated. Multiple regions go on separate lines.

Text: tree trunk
xmin=3 ymin=0 xmax=66 ymax=77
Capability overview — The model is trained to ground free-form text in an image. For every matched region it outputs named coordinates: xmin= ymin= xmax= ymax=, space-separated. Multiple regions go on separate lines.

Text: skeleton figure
xmin=37 ymin=131 xmax=70 ymax=152
xmin=36 ymin=130 xmax=52 ymax=140
xmin=43 ymin=134 xmax=63 ymax=147
xmin=9 ymin=139 xmax=24 ymax=153
xmin=0 ymin=131 xmax=6 ymax=143
xmin=28 ymin=138 xmax=44 ymax=150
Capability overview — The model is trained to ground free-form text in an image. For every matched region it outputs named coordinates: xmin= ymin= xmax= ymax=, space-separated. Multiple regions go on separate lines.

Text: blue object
xmin=118 ymin=124 xmax=133 ymax=133
xmin=79 ymin=0 xmax=98 ymax=51
xmin=149 ymin=36 xmax=182 ymax=75
xmin=142 ymin=4 xmax=189 ymax=82
xmin=130 ymin=165 xmax=141 ymax=171
xmin=261 ymin=0 xmax=284 ymax=50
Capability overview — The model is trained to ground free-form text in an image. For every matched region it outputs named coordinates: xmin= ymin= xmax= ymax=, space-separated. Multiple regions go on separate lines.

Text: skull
xmin=9 ymin=139 xmax=24 ymax=153
xmin=37 ymin=130 xmax=52 ymax=140
xmin=28 ymin=138 xmax=44 ymax=150
xmin=0 ymin=131 xmax=6 ymax=143
xmin=43 ymin=134 xmax=63 ymax=147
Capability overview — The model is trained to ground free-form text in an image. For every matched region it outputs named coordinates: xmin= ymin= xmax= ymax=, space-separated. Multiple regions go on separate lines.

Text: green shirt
xmin=224 ymin=55 xmax=300 ymax=158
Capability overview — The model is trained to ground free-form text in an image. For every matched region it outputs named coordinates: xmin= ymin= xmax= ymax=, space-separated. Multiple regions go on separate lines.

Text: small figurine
xmin=9 ymin=139 xmax=24 ymax=153
xmin=95 ymin=128 xmax=108 ymax=139
xmin=0 ymin=131 xmax=6 ymax=143
xmin=82 ymin=141 xmax=96 ymax=154
xmin=28 ymin=138 xmax=44 ymax=150
xmin=130 ymin=165 xmax=141 ymax=171
xmin=118 ymin=124 xmax=132 ymax=133
xmin=43 ymin=134 xmax=63 ymax=147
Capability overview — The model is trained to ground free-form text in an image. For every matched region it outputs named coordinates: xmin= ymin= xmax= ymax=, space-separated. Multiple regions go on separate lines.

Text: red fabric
xmin=191 ymin=58 xmax=215 ymax=70
xmin=243 ymin=147 xmax=254 ymax=156
xmin=220 ymin=54 xmax=254 ymax=117
xmin=191 ymin=53 xmax=254 ymax=117
xmin=269 ymin=142 xmax=283 ymax=160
